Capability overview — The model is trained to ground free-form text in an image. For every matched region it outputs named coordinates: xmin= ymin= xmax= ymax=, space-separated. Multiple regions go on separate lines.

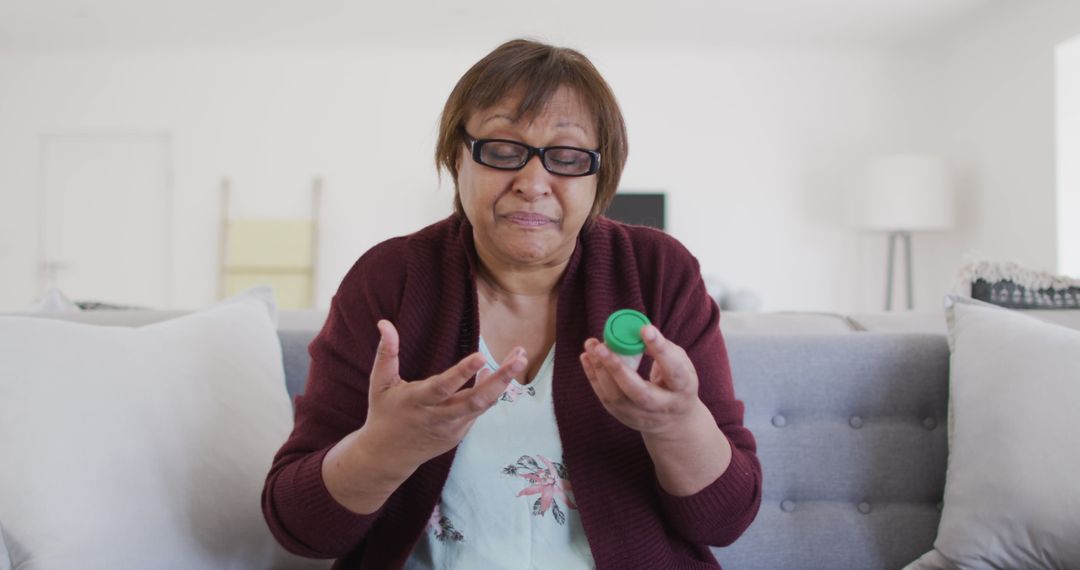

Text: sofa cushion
xmin=719 ymin=311 xmax=855 ymax=334
xmin=908 ymin=295 xmax=1080 ymax=569
xmin=0 ymin=288 xmax=327 ymax=569
xmin=846 ymin=312 xmax=947 ymax=334
xmin=716 ymin=333 xmax=949 ymax=569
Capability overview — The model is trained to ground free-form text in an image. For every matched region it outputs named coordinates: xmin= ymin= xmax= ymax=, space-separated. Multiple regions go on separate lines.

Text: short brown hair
xmin=435 ymin=39 xmax=628 ymax=220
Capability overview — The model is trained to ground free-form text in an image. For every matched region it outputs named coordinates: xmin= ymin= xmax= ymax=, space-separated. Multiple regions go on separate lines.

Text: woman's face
xmin=457 ymin=86 xmax=599 ymax=272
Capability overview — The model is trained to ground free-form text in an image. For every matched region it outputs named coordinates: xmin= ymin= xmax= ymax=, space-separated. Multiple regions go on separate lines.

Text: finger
xmin=582 ymin=339 xmax=637 ymax=404
xmin=419 ymin=352 xmax=488 ymax=405
xmin=369 ymin=320 xmax=401 ymax=393
xmin=579 ymin=350 xmax=597 ymax=384
xmin=482 ymin=347 xmax=526 ymax=387
xmin=579 ymin=350 xmax=598 ymax=386
xmin=445 ymin=348 xmax=527 ymax=415
xmin=589 ymin=341 xmax=668 ymax=408
xmin=583 ymin=337 xmax=602 ymax=353
xmin=640 ymin=325 xmax=695 ymax=392
xmin=585 ymin=341 xmax=643 ymax=406
xmin=580 ymin=339 xmax=609 ymax=388
xmin=580 ymin=350 xmax=619 ymax=404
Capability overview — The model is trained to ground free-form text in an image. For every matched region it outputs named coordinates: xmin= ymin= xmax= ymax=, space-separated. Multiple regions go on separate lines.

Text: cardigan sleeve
xmin=650 ymin=246 xmax=763 ymax=547
xmin=261 ymin=238 xmax=407 ymax=558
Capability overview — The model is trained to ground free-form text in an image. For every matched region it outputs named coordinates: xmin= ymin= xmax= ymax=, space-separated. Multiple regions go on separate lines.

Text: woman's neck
xmin=475 ymin=260 xmax=564 ymax=306
xmin=473 ymin=245 xmax=571 ymax=302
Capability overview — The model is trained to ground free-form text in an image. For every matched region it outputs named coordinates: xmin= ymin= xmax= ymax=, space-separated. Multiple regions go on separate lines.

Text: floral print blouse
xmin=404 ymin=339 xmax=595 ymax=569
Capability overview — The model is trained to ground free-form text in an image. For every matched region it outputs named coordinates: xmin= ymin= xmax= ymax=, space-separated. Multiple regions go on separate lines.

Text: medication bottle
xmin=603 ymin=309 xmax=651 ymax=371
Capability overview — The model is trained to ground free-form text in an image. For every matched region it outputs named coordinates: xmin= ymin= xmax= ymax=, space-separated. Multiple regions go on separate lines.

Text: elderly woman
xmin=263 ymin=39 xmax=761 ymax=569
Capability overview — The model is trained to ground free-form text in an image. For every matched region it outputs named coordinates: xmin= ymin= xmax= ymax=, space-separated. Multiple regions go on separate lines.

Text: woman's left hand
xmin=580 ymin=325 xmax=708 ymax=438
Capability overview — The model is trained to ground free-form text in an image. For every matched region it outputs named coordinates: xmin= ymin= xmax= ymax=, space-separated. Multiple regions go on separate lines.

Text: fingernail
xmin=595 ymin=344 xmax=610 ymax=358
xmin=511 ymin=359 xmax=526 ymax=373
xmin=643 ymin=326 xmax=657 ymax=341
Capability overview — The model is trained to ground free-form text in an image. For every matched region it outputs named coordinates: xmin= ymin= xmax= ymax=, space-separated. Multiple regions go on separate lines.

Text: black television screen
xmin=605 ymin=192 xmax=665 ymax=230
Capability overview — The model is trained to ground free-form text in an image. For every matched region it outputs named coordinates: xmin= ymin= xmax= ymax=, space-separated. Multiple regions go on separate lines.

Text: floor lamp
xmin=855 ymin=155 xmax=955 ymax=311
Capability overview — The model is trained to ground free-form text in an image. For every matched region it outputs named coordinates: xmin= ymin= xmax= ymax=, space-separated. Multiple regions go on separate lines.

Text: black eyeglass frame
xmin=462 ymin=131 xmax=601 ymax=177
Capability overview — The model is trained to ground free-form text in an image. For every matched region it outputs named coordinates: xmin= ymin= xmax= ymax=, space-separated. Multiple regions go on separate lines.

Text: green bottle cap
xmin=603 ymin=309 xmax=651 ymax=356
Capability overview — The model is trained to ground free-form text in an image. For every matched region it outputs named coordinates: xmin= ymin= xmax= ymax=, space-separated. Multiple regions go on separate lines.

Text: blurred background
xmin=1 ymin=0 xmax=1078 ymax=312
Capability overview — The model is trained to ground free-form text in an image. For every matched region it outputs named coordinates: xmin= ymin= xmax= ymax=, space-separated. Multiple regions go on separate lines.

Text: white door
xmin=39 ymin=133 xmax=173 ymax=308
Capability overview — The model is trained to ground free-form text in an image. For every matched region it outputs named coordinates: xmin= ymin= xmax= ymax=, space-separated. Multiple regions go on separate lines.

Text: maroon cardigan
xmin=262 ymin=214 xmax=762 ymax=569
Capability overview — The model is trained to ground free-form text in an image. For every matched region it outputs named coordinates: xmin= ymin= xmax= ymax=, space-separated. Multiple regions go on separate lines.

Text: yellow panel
xmin=226 ymin=220 xmax=313 ymax=269
xmin=224 ymin=272 xmax=312 ymax=309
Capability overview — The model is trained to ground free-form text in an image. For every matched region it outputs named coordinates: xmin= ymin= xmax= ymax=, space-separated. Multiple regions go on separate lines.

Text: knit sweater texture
xmin=262 ymin=214 xmax=762 ymax=569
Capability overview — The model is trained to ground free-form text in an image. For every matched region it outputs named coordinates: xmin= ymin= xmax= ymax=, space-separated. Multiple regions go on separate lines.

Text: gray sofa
xmin=718 ymin=333 xmax=948 ymax=568
xmin=272 ymin=311 xmax=953 ymax=570
xmin=19 ymin=307 xmax=951 ymax=568
xmin=19 ymin=300 xmax=1080 ymax=569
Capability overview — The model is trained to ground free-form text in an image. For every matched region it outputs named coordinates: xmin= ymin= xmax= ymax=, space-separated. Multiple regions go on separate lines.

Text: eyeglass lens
xmin=478 ymin=141 xmax=593 ymax=176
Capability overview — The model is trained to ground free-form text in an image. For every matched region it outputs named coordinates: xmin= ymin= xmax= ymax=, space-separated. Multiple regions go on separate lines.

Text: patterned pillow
xmin=956 ymin=259 xmax=1080 ymax=310
xmin=971 ymin=279 xmax=1080 ymax=309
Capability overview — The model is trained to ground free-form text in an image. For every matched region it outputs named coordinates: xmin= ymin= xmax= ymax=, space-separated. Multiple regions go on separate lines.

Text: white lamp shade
xmin=854 ymin=154 xmax=955 ymax=231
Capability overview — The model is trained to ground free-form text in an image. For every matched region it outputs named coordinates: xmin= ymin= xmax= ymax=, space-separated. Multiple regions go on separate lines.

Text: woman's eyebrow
xmin=481 ymin=113 xmax=516 ymax=125
xmin=555 ymin=121 xmax=588 ymax=135
xmin=479 ymin=115 xmax=590 ymax=137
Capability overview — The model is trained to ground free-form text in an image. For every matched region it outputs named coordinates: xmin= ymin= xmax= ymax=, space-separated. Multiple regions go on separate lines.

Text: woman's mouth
xmin=503 ymin=212 xmax=555 ymax=227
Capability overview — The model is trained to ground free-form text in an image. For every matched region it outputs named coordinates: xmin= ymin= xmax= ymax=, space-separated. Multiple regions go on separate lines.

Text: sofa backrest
xmin=279 ymin=329 xmax=320 ymax=401
xmin=716 ymin=333 xmax=949 ymax=569
xmin=280 ymin=329 xmax=950 ymax=569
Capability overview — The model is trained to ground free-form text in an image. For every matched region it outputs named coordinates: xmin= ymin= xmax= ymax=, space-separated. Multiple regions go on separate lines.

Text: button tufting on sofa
xmin=922 ymin=417 xmax=938 ymax=430
xmin=848 ymin=415 xmax=864 ymax=429
xmin=712 ymin=330 xmax=950 ymax=567
xmin=771 ymin=414 xmax=787 ymax=428
xmin=780 ymin=500 xmax=796 ymax=513
xmin=858 ymin=502 xmax=873 ymax=514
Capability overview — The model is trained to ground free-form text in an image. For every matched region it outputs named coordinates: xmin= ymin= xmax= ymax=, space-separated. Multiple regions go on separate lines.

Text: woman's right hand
xmin=323 ymin=319 xmax=526 ymax=514
xmin=363 ymin=319 xmax=526 ymax=468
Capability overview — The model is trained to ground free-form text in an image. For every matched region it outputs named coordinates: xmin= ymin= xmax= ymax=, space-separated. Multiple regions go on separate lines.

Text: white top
xmin=404 ymin=338 xmax=595 ymax=570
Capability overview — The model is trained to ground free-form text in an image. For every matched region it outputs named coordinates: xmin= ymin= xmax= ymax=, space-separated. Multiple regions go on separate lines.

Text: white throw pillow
xmin=907 ymin=295 xmax=1080 ymax=569
xmin=0 ymin=289 xmax=327 ymax=569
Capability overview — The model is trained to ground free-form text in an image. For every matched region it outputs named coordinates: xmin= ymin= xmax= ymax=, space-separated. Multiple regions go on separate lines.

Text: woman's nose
xmin=512 ymin=155 xmax=553 ymax=200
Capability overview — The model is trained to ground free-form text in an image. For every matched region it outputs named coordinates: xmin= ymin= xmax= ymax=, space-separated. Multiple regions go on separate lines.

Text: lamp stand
xmin=885 ymin=230 xmax=914 ymax=311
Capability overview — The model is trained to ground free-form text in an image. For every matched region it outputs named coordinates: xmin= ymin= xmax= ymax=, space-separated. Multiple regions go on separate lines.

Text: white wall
xmin=927 ymin=1 xmax=1080 ymax=301
xmin=0 ymin=50 xmax=469 ymax=311
xmin=1058 ymin=34 xmax=1080 ymax=277
xmin=599 ymin=48 xmax=943 ymax=313
xmin=0 ymin=45 xmax=940 ymax=312
xmin=5 ymin=2 xmax=1079 ymax=315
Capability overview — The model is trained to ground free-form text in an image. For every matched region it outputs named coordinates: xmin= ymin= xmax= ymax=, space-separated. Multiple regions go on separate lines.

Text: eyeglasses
xmin=462 ymin=131 xmax=601 ymax=177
